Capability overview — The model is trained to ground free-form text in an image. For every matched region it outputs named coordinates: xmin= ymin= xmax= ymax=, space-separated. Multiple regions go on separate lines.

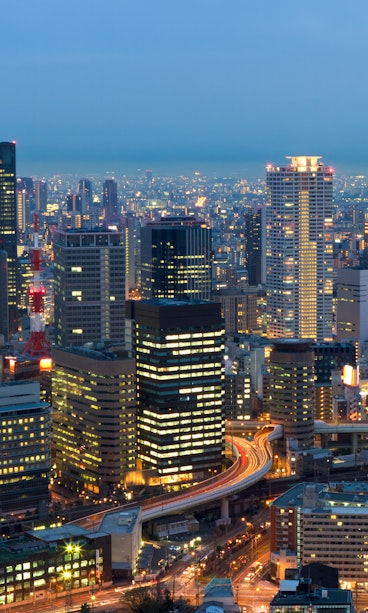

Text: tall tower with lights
xmin=0 ymin=142 xmax=18 ymax=339
xmin=266 ymin=156 xmax=333 ymax=341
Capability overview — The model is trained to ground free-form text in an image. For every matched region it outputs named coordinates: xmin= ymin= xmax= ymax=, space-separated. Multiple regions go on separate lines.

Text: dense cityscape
xmin=2 ymin=143 xmax=368 ymax=613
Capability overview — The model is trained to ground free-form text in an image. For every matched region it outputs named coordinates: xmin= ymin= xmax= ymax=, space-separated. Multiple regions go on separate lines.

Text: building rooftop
xmin=99 ymin=508 xmax=140 ymax=535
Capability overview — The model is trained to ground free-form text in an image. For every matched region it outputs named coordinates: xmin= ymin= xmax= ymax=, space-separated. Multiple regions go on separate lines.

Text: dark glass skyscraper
xmin=103 ymin=179 xmax=118 ymax=224
xmin=0 ymin=142 xmax=18 ymax=339
xmin=140 ymin=216 xmax=212 ymax=301
xmin=136 ymin=300 xmax=225 ymax=485
xmin=244 ymin=204 xmax=265 ymax=286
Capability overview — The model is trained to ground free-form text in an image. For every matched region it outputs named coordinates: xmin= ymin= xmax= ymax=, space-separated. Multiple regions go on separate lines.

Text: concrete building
xmin=0 ymin=381 xmax=51 ymax=512
xmin=53 ymin=228 xmax=125 ymax=347
xmin=336 ymin=267 xmax=368 ymax=357
xmin=99 ymin=508 xmax=141 ymax=579
xmin=52 ymin=345 xmax=136 ymax=498
xmin=269 ymin=340 xmax=315 ymax=453
xmin=135 ymin=300 xmax=225 ymax=486
xmin=270 ymin=481 xmax=368 ymax=589
xmin=266 ymin=156 xmax=333 ymax=341
xmin=0 ymin=524 xmax=111 ymax=609
xmin=212 ymin=287 xmax=261 ymax=336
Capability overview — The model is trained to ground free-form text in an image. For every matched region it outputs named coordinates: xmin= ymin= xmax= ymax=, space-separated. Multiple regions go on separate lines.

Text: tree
xmin=80 ymin=604 xmax=91 ymax=613
xmin=122 ymin=585 xmax=195 ymax=613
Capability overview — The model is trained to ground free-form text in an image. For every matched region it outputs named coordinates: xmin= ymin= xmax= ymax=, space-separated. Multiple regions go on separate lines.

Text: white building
xmin=336 ymin=267 xmax=368 ymax=357
xmin=266 ymin=156 xmax=333 ymax=341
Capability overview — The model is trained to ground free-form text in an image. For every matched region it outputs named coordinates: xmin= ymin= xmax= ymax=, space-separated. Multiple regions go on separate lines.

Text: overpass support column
xmin=221 ymin=497 xmax=229 ymax=520
xmin=352 ymin=432 xmax=358 ymax=455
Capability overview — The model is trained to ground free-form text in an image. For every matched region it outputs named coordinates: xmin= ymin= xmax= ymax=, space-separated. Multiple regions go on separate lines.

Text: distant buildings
xmin=244 ymin=204 xmax=265 ymax=286
xmin=0 ymin=381 xmax=51 ymax=512
xmin=53 ymin=228 xmax=125 ymax=347
xmin=266 ymin=156 xmax=333 ymax=341
xmin=0 ymin=142 xmax=18 ymax=340
xmin=52 ymin=345 xmax=136 ymax=498
xmin=270 ymin=578 xmax=354 ymax=613
xmin=135 ymin=300 xmax=225 ymax=485
xmin=103 ymin=178 xmax=118 ymax=225
xmin=140 ymin=216 xmax=212 ymax=301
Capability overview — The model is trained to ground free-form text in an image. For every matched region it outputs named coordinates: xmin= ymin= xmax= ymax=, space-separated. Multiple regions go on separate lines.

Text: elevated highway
xmin=73 ymin=424 xmax=283 ymax=529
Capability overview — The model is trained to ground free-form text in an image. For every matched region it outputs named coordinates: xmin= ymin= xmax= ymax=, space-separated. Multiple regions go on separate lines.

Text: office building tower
xmin=270 ymin=481 xmax=368 ymax=588
xmin=244 ymin=204 xmax=265 ymax=286
xmin=53 ymin=228 xmax=125 ymax=347
xmin=0 ymin=250 xmax=8 ymax=343
xmin=266 ymin=156 xmax=333 ymax=341
xmin=0 ymin=381 xmax=51 ymax=512
xmin=269 ymin=340 xmax=315 ymax=452
xmin=33 ymin=179 xmax=47 ymax=212
xmin=78 ymin=178 xmax=92 ymax=213
xmin=314 ymin=341 xmax=356 ymax=421
xmin=103 ymin=178 xmax=118 ymax=225
xmin=0 ymin=142 xmax=18 ymax=339
xmin=212 ymin=287 xmax=263 ymax=336
xmin=136 ymin=300 xmax=225 ymax=485
xmin=66 ymin=193 xmax=82 ymax=213
xmin=52 ymin=346 xmax=136 ymax=497
xmin=335 ymin=267 xmax=368 ymax=357
xmin=141 ymin=216 xmax=212 ymax=301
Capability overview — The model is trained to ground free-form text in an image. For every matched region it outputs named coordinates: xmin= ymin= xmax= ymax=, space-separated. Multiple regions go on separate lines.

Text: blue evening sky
xmin=2 ymin=0 xmax=368 ymax=176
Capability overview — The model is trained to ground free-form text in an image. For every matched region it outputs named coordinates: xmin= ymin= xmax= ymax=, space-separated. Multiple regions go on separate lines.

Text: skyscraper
xmin=244 ymin=204 xmax=265 ymax=286
xmin=53 ymin=228 xmax=125 ymax=347
xmin=0 ymin=142 xmax=18 ymax=339
xmin=136 ymin=300 xmax=225 ymax=485
xmin=78 ymin=178 xmax=92 ymax=214
xmin=52 ymin=346 xmax=136 ymax=497
xmin=269 ymin=339 xmax=315 ymax=452
xmin=140 ymin=216 xmax=212 ymax=301
xmin=103 ymin=179 xmax=118 ymax=225
xmin=266 ymin=157 xmax=333 ymax=341
xmin=33 ymin=179 xmax=47 ymax=212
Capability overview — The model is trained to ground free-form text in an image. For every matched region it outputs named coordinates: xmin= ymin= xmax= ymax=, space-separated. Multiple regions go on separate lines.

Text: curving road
xmin=73 ymin=424 xmax=282 ymax=529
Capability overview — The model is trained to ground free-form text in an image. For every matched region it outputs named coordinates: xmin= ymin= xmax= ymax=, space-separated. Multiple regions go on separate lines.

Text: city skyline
xmin=3 ymin=1 xmax=368 ymax=175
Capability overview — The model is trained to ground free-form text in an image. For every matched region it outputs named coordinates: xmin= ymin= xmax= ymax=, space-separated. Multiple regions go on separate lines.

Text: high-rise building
xmin=244 ymin=204 xmax=265 ymax=286
xmin=52 ymin=345 xmax=136 ymax=497
xmin=53 ymin=228 xmax=125 ymax=347
xmin=140 ymin=216 xmax=212 ymax=301
xmin=269 ymin=340 xmax=315 ymax=452
xmin=33 ymin=179 xmax=47 ymax=212
xmin=78 ymin=178 xmax=93 ymax=214
xmin=0 ymin=142 xmax=18 ymax=339
xmin=135 ymin=300 xmax=225 ymax=485
xmin=0 ymin=381 xmax=51 ymax=512
xmin=103 ymin=179 xmax=118 ymax=225
xmin=335 ymin=267 xmax=368 ymax=357
xmin=266 ymin=156 xmax=333 ymax=341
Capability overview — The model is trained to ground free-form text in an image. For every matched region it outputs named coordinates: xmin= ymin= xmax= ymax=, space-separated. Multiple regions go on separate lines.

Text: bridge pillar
xmin=352 ymin=432 xmax=358 ymax=455
xmin=221 ymin=497 xmax=229 ymax=520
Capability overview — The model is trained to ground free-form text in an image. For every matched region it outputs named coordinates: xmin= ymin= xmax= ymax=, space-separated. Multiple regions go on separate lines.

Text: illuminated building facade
xmin=212 ymin=287 xmax=263 ymax=335
xmin=269 ymin=340 xmax=315 ymax=452
xmin=140 ymin=216 xmax=212 ymax=301
xmin=335 ymin=267 xmax=368 ymax=357
xmin=136 ymin=300 xmax=225 ymax=485
xmin=270 ymin=481 xmax=368 ymax=589
xmin=0 ymin=142 xmax=18 ymax=340
xmin=52 ymin=346 xmax=136 ymax=497
xmin=0 ymin=381 xmax=51 ymax=512
xmin=53 ymin=228 xmax=125 ymax=347
xmin=266 ymin=156 xmax=333 ymax=341
xmin=0 ymin=525 xmax=111 ymax=608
